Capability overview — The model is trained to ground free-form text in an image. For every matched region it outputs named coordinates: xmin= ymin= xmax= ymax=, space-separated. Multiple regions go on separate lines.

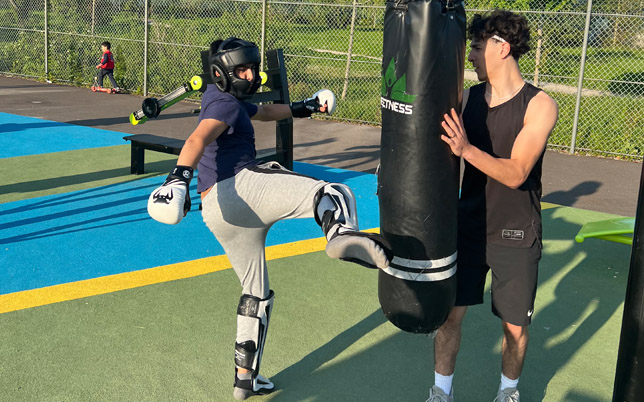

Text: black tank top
xmin=458 ymin=82 xmax=543 ymax=260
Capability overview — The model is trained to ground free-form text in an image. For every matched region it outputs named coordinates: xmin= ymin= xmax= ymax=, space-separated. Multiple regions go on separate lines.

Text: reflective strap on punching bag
xmin=383 ymin=252 xmax=457 ymax=282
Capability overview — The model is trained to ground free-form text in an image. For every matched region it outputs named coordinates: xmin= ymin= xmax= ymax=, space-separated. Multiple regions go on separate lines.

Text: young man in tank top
xmin=426 ymin=10 xmax=558 ymax=402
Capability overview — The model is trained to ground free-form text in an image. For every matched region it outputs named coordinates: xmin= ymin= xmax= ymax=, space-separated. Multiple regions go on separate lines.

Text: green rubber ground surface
xmin=0 ymin=145 xmax=176 ymax=204
xmin=0 ymin=206 xmax=629 ymax=402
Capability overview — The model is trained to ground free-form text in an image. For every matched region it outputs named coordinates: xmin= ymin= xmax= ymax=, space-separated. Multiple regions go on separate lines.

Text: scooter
xmin=90 ymin=77 xmax=119 ymax=94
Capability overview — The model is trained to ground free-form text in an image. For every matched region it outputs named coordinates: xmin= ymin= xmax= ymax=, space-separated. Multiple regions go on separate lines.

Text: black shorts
xmin=455 ymin=241 xmax=541 ymax=326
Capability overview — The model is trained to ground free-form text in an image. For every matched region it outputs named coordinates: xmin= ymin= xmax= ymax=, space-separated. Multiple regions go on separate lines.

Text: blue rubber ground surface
xmin=0 ymin=162 xmax=380 ymax=295
xmin=0 ymin=112 xmax=126 ymax=158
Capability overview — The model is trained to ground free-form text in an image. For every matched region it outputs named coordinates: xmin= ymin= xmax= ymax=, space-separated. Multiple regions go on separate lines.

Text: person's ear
xmin=500 ymin=42 xmax=512 ymax=59
xmin=215 ymin=71 xmax=220 ymax=77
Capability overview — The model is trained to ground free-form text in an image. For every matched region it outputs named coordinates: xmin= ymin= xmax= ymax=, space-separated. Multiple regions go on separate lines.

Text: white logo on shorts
xmin=527 ymin=309 xmax=534 ymax=317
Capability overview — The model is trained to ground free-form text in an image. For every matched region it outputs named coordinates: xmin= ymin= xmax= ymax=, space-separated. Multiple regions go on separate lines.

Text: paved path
xmin=1 ymin=74 xmax=641 ymax=216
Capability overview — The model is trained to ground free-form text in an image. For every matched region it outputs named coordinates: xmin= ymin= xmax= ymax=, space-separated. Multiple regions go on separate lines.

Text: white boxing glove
xmin=290 ymin=89 xmax=337 ymax=117
xmin=147 ymin=165 xmax=193 ymax=225
xmin=313 ymin=89 xmax=336 ymax=115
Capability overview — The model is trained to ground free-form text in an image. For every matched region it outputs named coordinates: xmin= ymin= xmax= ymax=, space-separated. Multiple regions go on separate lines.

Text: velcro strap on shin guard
xmin=234 ymin=341 xmax=257 ymax=370
xmin=235 ymin=291 xmax=274 ymax=373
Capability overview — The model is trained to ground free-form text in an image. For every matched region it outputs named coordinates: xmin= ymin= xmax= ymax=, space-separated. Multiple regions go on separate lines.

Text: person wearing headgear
xmin=146 ymin=37 xmax=392 ymax=400
xmin=426 ymin=10 xmax=558 ymax=402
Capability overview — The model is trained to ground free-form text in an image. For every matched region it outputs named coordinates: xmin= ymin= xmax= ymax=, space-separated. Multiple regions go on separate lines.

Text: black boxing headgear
xmin=204 ymin=37 xmax=261 ymax=100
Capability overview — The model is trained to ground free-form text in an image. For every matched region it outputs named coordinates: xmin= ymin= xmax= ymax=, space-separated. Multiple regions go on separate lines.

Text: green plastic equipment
xmin=575 ymin=217 xmax=635 ymax=245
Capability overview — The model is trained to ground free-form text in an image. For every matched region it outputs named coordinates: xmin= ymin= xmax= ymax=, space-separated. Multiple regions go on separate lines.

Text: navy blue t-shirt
xmin=197 ymin=84 xmax=259 ymax=192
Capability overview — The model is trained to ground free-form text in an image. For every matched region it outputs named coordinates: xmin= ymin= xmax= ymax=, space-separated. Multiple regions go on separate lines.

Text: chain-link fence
xmin=1 ymin=0 xmax=643 ymax=159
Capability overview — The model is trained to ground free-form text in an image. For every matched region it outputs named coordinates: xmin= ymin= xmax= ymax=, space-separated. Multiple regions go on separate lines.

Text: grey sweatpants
xmin=201 ymin=162 xmax=326 ymax=299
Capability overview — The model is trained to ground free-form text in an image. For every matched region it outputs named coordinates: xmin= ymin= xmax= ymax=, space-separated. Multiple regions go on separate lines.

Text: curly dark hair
xmin=467 ymin=10 xmax=531 ymax=60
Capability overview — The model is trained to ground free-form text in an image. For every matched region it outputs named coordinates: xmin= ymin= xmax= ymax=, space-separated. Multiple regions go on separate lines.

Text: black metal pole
xmin=612 ymin=161 xmax=644 ymax=401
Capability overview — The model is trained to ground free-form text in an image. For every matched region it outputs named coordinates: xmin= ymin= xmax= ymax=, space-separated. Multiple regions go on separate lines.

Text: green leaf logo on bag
xmin=381 ymin=58 xmax=416 ymax=115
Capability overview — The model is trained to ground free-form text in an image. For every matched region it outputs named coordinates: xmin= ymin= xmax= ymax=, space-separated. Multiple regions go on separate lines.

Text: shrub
xmin=608 ymin=72 xmax=644 ymax=97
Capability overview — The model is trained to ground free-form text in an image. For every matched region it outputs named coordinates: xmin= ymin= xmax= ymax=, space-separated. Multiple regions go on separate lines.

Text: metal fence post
xmin=143 ymin=0 xmax=149 ymax=96
xmin=342 ymin=0 xmax=358 ymax=100
xmin=44 ymin=0 xmax=48 ymax=78
xmin=260 ymin=0 xmax=267 ymax=72
xmin=91 ymin=0 xmax=95 ymax=36
xmin=534 ymin=22 xmax=542 ymax=87
xmin=570 ymin=0 xmax=593 ymax=154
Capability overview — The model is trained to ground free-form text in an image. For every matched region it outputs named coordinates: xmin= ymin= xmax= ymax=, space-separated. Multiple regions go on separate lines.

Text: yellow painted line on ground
xmin=4 ymin=200 xmax=571 ymax=316
xmin=0 ymin=255 xmax=232 ymax=315
xmin=0 ymin=229 xmax=379 ymax=315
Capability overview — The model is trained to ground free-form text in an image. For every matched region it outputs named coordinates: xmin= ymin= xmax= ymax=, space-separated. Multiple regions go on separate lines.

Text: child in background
xmin=96 ymin=41 xmax=119 ymax=92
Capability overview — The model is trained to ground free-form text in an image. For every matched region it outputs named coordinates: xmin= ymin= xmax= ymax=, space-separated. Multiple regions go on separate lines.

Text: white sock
xmin=500 ymin=373 xmax=519 ymax=391
xmin=237 ymin=370 xmax=252 ymax=381
xmin=435 ymin=371 xmax=453 ymax=395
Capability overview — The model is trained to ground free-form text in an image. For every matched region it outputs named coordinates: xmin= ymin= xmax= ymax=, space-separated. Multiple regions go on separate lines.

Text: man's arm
xmin=442 ymin=91 xmax=558 ymax=189
xmin=176 ymin=118 xmax=229 ymax=168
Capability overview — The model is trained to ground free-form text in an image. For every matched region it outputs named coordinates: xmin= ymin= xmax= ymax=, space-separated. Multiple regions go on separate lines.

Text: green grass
xmin=549 ymin=91 xmax=644 ymax=157
xmin=2 ymin=7 xmax=643 ymax=158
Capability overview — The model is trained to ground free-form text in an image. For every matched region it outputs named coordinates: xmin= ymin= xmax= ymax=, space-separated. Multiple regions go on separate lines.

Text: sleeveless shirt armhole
xmin=462 ymin=88 xmax=470 ymax=113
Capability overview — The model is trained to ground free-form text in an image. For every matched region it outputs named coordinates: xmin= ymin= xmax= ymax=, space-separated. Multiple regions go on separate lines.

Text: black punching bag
xmin=378 ymin=0 xmax=465 ymax=333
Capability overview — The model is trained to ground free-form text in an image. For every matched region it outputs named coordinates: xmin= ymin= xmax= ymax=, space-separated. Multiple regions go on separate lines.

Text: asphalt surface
xmin=1 ymin=74 xmax=642 ymax=217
